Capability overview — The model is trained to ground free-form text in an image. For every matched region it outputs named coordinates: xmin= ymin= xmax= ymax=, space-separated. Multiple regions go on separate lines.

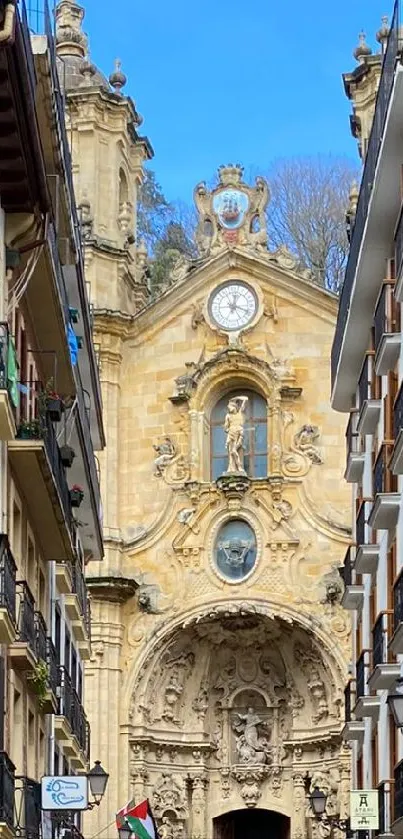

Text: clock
xmin=208 ymin=281 xmax=258 ymax=331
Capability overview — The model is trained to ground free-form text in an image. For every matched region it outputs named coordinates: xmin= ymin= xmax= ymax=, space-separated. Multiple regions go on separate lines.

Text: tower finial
xmin=376 ymin=16 xmax=390 ymax=52
xmin=109 ymin=58 xmax=127 ymax=95
xmin=353 ymin=31 xmax=372 ymax=63
xmin=55 ymin=1 xmax=88 ymax=58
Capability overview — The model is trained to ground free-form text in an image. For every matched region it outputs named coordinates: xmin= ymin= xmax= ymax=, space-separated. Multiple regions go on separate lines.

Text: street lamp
xmin=387 ymin=678 xmax=403 ymax=728
xmin=87 ymin=761 xmax=109 ymax=808
xmin=308 ymin=787 xmax=349 ymax=832
xmin=118 ymin=819 xmax=132 ymax=839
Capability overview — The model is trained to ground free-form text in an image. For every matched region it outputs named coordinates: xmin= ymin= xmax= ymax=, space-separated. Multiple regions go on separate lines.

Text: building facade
xmin=52 ymin=7 xmax=353 ymax=835
xmin=331 ymin=7 xmax=403 ymax=835
xmin=0 ymin=2 xmax=104 ymax=837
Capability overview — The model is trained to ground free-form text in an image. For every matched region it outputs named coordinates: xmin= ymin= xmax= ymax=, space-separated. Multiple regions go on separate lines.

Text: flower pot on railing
xmin=69 ymin=486 xmax=84 ymax=508
xmin=16 ymin=420 xmax=42 ymax=440
xmin=60 ymin=445 xmax=76 ymax=468
xmin=46 ymin=397 xmax=64 ymax=423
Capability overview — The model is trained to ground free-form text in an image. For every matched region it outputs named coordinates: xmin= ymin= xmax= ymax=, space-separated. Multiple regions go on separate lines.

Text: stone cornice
xmin=86 ymin=575 xmax=138 ymax=602
xmin=125 ymin=249 xmax=338 ymax=345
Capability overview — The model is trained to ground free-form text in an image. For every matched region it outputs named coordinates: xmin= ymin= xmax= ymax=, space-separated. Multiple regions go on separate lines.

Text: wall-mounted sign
xmin=350 ymin=790 xmax=379 ymax=830
xmin=41 ymin=776 xmax=88 ymax=811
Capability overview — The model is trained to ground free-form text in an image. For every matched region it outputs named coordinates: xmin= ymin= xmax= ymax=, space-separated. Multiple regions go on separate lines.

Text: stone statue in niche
xmin=307 ymin=668 xmax=328 ymax=724
xmin=224 ymin=395 xmax=248 ymax=474
xmin=294 ymin=425 xmax=323 ymax=465
xmin=162 ymin=653 xmax=194 ymax=723
xmin=232 ymin=706 xmax=272 ymax=764
xmin=153 ymin=438 xmax=177 ymax=477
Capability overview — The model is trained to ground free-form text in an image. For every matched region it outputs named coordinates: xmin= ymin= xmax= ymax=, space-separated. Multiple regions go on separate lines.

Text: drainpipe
xmin=0 ymin=1 xmax=16 ymax=45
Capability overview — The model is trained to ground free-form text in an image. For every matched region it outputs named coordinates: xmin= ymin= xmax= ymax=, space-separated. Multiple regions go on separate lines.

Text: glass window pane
xmin=255 ymin=421 xmax=267 ymax=452
xmin=254 ymin=455 xmax=267 ymax=478
xmin=212 ymin=425 xmax=226 ymax=455
xmin=251 ymin=393 xmax=266 ymax=418
xmin=213 ymin=457 xmax=227 ymax=481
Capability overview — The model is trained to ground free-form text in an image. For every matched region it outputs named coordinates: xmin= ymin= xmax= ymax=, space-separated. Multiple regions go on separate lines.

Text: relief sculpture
xmin=232 ymin=706 xmax=272 ymax=765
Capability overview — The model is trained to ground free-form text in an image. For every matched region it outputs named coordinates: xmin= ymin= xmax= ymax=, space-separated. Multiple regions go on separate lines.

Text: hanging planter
xmin=46 ymin=396 xmax=64 ymax=423
xmin=69 ymin=307 xmax=79 ymax=324
xmin=60 ymin=444 xmax=76 ymax=468
xmin=70 ymin=485 xmax=84 ymax=508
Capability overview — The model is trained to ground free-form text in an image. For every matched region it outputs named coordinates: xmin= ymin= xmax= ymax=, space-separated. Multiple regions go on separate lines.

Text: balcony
xmin=0 ymin=324 xmax=17 ymax=441
xmin=14 ymin=775 xmax=41 ymax=839
xmin=44 ymin=637 xmax=58 ymax=713
xmin=0 ymin=752 xmax=15 ymax=839
xmin=341 ymin=547 xmax=364 ymax=611
xmin=355 ymin=543 xmax=379 ymax=576
xmin=29 ymin=2 xmax=104 ymax=450
xmin=393 ymin=761 xmax=403 ymax=834
xmin=345 ymin=412 xmax=365 ymax=482
xmin=9 ymin=582 xmax=37 ymax=671
xmin=374 ymin=283 xmax=401 ymax=375
xmin=369 ymin=444 xmax=400 ymax=531
xmin=357 ymin=356 xmax=381 ymax=435
xmin=55 ymin=561 xmax=73 ymax=595
xmin=64 ymin=562 xmax=91 ymax=659
xmin=9 ymin=397 xmax=74 ymax=561
xmin=55 ymin=667 xmax=90 ymax=769
xmin=390 ymin=572 xmax=403 ymax=655
xmin=0 ymin=536 xmax=16 ymax=644
xmin=368 ymin=612 xmax=400 ymax=691
xmin=331 ymin=3 xmax=403 ymax=409
xmin=391 ymin=382 xmax=403 ymax=473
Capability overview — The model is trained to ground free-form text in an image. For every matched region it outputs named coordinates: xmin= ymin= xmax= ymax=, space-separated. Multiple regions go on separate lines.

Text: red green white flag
xmin=116 ymin=799 xmax=158 ymax=839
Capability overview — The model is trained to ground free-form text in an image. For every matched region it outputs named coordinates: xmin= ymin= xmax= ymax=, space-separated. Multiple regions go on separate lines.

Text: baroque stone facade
xmin=56 ymin=6 xmax=352 ymax=835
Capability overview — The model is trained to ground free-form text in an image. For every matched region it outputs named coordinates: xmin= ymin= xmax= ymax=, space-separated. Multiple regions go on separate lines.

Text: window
xmin=210 ymin=390 xmax=267 ymax=481
xmin=55 ymin=605 xmax=61 ymax=664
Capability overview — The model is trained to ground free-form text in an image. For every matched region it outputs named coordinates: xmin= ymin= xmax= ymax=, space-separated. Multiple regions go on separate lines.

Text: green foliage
xmin=137 ymin=170 xmax=197 ymax=295
xmin=27 ymin=659 xmax=49 ymax=708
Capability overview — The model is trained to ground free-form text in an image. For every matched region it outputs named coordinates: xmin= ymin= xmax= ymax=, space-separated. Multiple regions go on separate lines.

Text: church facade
xmin=54 ymin=4 xmax=352 ymax=837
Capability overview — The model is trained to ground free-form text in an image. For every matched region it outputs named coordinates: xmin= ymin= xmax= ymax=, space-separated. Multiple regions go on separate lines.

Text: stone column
xmin=292 ymin=773 xmax=307 ymax=839
xmin=190 ymin=775 xmax=208 ymax=839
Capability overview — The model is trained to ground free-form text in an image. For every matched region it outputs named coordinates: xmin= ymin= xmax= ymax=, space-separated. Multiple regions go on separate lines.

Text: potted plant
xmin=27 ymin=659 xmax=49 ymax=709
xmin=16 ymin=419 xmax=42 ymax=440
xmin=60 ymin=444 xmax=76 ymax=468
xmin=70 ymin=484 xmax=84 ymax=508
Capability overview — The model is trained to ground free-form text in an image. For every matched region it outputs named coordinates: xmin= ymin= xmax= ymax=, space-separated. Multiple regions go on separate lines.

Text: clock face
xmin=209 ymin=281 xmax=258 ymax=331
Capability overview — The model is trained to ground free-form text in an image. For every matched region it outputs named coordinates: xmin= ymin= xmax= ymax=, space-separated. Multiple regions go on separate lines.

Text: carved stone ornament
xmin=231 ymin=766 xmax=270 ymax=808
xmin=153 ymin=438 xmax=189 ymax=485
xmin=152 ymin=773 xmax=188 ymax=820
xmin=193 ymin=165 xmax=270 ymax=257
xmin=216 ymin=473 xmax=250 ymax=499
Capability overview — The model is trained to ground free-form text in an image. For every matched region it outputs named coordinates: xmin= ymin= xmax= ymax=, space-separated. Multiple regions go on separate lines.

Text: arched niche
xmin=188 ymin=360 xmax=276 ymax=483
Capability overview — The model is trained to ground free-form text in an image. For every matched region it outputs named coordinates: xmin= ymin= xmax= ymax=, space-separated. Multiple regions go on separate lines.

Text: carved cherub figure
xmin=153 ymin=438 xmax=176 ymax=476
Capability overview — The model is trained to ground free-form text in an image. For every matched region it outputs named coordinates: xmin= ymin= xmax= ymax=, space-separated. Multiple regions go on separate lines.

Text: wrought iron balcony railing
xmin=71 ymin=562 xmax=91 ymax=640
xmin=0 ymin=535 xmax=16 ymax=625
xmin=394 ymin=572 xmax=403 ymax=633
xmin=15 ymin=581 xmax=36 ymax=652
xmin=394 ymin=381 xmax=403 ymax=441
xmin=331 ymin=0 xmax=400 ymax=385
xmin=47 ymin=636 xmax=58 ymax=697
xmin=358 ymin=355 xmax=372 ymax=410
xmin=344 ymin=681 xmax=354 ymax=722
xmin=356 ymin=503 xmax=366 ymax=546
xmin=372 ymin=613 xmax=387 ymax=668
xmin=341 ymin=547 xmax=353 ymax=587
xmin=374 ymin=283 xmax=398 ymax=354
xmin=356 ymin=650 xmax=367 ymax=699
xmin=58 ymin=667 xmax=90 ymax=760
xmin=373 ymin=444 xmax=396 ymax=495
xmin=378 ymin=782 xmax=387 ymax=836
xmin=0 ymin=752 xmax=15 ymax=830
xmin=35 ymin=610 xmax=47 ymax=662
xmin=395 ymin=760 xmax=403 ymax=823
xmin=0 ymin=323 xmax=18 ymax=409
xmin=14 ymin=775 xmax=41 ymax=839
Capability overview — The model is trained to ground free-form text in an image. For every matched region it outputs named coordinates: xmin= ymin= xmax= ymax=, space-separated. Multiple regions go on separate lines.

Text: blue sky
xmin=82 ymin=0 xmax=384 ymax=202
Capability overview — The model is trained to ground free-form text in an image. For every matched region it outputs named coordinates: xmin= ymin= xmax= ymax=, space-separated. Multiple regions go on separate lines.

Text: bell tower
xmin=343 ymin=20 xmax=389 ymax=159
xmin=55 ymin=0 xmax=153 ymax=314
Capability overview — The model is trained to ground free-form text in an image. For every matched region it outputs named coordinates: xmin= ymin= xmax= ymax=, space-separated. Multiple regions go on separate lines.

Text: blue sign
xmin=41 ymin=776 xmax=88 ymax=811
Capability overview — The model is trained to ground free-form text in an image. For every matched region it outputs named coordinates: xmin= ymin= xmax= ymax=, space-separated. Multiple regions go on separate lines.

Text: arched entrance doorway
xmin=213 ymin=809 xmax=290 ymax=839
